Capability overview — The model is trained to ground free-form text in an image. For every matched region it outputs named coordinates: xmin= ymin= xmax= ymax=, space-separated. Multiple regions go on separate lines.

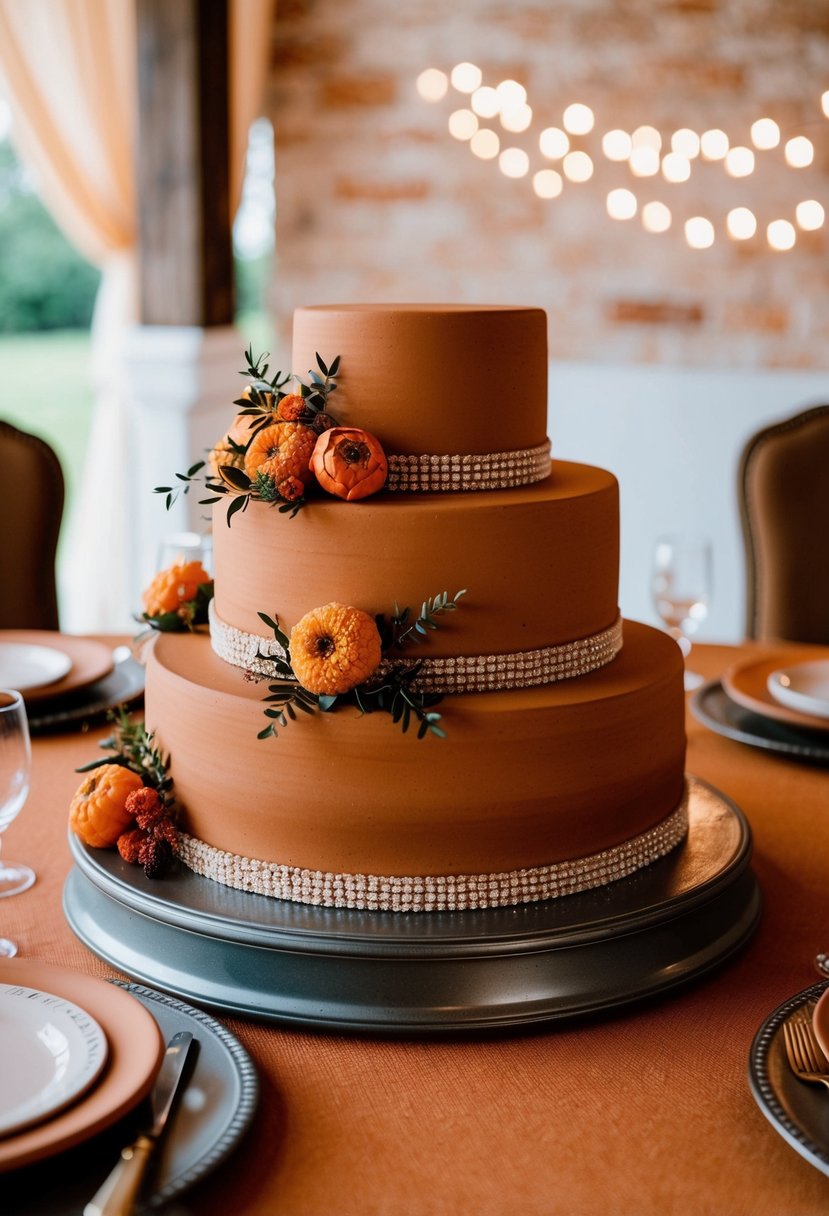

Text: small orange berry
xmin=277 ymin=393 xmax=306 ymax=422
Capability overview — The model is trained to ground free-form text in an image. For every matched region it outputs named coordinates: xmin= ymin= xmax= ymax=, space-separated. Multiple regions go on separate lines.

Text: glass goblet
xmin=156 ymin=530 xmax=213 ymax=575
xmin=0 ymin=689 xmax=34 ymax=957
xmin=651 ymin=536 xmax=713 ymax=691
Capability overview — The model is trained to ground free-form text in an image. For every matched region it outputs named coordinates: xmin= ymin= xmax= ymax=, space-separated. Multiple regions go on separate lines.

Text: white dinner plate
xmin=0 ymin=983 xmax=108 ymax=1137
xmin=0 ymin=644 xmax=72 ymax=695
xmin=767 ymin=660 xmax=829 ymax=721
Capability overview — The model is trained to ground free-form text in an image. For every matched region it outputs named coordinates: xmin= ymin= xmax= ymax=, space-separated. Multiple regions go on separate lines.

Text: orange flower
xmin=143 ymin=560 xmax=210 ymax=617
xmin=277 ymin=393 xmax=306 ymax=422
xmin=69 ymin=764 xmax=144 ymax=848
xmin=290 ymin=603 xmax=382 ymax=695
xmin=244 ymin=422 xmax=317 ymax=487
xmin=310 ymin=427 xmax=388 ymax=501
xmin=207 ymin=435 xmax=246 ymax=480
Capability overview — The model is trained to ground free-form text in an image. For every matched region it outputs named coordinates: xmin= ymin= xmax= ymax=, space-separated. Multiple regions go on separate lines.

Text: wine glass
xmin=0 ymin=689 xmax=34 ymax=957
xmin=156 ymin=530 xmax=213 ymax=575
xmin=651 ymin=536 xmax=713 ymax=691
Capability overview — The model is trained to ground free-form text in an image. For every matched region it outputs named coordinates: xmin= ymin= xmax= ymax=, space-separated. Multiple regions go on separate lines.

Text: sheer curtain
xmin=0 ymin=0 xmax=274 ymax=630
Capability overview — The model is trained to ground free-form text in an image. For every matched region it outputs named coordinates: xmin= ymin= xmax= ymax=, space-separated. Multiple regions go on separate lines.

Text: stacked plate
xmin=750 ymin=980 xmax=829 ymax=1177
xmin=0 ymin=958 xmax=257 ymax=1212
xmin=691 ymin=647 xmax=829 ymax=763
xmin=0 ymin=631 xmax=144 ymax=733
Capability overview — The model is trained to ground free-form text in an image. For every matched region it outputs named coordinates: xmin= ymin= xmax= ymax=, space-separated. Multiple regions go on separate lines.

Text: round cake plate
xmin=63 ymin=776 xmax=761 ymax=1034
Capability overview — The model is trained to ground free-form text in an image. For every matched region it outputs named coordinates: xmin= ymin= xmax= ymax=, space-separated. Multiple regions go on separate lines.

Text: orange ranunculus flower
xmin=310 ymin=427 xmax=388 ymax=501
xmin=143 ymin=560 xmax=210 ymax=617
xmin=207 ymin=435 xmax=246 ymax=480
xmin=290 ymin=603 xmax=382 ymax=696
xmin=276 ymin=393 xmax=306 ymax=422
xmin=244 ymin=422 xmax=317 ymax=487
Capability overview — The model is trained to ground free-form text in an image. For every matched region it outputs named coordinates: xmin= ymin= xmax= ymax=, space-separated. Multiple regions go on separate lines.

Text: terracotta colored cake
xmin=144 ymin=304 xmax=688 ymax=912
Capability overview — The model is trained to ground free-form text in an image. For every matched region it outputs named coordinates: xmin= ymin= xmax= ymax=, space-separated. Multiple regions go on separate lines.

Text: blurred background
xmin=0 ymin=0 xmax=827 ymax=638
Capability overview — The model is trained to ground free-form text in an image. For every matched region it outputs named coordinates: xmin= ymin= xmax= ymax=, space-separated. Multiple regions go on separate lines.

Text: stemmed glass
xmin=156 ymin=530 xmax=213 ymax=575
xmin=651 ymin=536 xmax=713 ymax=691
xmin=0 ymin=689 xmax=34 ymax=957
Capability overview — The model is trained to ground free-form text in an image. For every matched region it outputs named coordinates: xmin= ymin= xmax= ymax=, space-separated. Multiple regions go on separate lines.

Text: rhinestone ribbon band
xmin=177 ymin=789 xmax=689 ymax=913
xmin=385 ymin=439 xmax=551 ymax=492
xmin=209 ymin=602 xmax=624 ymax=693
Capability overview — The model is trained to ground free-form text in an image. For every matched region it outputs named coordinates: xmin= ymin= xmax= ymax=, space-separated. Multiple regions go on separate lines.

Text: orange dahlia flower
xmin=290 ymin=603 xmax=382 ymax=696
xmin=244 ymin=422 xmax=317 ymax=487
xmin=143 ymin=560 xmax=210 ymax=617
xmin=310 ymin=427 xmax=388 ymax=501
xmin=277 ymin=393 xmax=306 ymax=422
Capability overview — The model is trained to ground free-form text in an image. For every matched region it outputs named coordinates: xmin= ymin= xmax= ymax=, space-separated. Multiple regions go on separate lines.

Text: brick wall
xmin=265 ymin=0 xmax=829 ymax=368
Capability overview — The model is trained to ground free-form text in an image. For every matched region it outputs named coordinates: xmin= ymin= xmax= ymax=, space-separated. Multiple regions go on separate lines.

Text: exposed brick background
xmin=265 ymin=0 xmax=829 ymax=368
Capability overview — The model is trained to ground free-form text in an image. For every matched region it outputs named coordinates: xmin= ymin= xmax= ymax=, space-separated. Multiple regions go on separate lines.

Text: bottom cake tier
xmin=143 ymin=619 xmax=688 ymax=911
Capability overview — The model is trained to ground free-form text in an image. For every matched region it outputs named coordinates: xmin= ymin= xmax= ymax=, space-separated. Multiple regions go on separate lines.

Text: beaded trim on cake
xmin=385 ymin=439 xmax=551 ymax=492
xmin=177 ymin=788 xmax=689 ymax=912
xmin=209 ymin=601 xmax=624 ymax=692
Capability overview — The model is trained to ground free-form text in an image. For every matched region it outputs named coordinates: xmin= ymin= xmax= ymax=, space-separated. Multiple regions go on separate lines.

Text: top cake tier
xmin=291 ymin=304 xmax=548 ymax=457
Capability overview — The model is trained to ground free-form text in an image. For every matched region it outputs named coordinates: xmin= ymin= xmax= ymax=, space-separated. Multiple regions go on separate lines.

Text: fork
xmin=782 ymin=1013 xmax=829 ymax=1091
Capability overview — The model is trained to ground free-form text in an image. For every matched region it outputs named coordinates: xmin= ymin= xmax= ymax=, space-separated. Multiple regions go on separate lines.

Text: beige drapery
xmin=0 ymin=0 xmax=274 ymax=629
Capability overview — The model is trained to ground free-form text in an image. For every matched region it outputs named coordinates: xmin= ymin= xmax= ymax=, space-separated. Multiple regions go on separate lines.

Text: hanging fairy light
xmin=726 ymin=207 xmax=757 ymax=240
xmin=496 ymin=80 xmax=527 ymax=110
xmin=469 ymin=128 xmax=500 ymax=160
xmin=416 ymin=69 xmax=449 ymax=102
xmin=796 ymin=199 xmax=825 ymax=230
xmin=499 ymin=147 xmax=530 ymax=178
xmin=563 ymin=103 xmax=594 ymax=135
xmin=533 ymin=169 xmax=563 ymax=199
xmin=500 ymin=104 xmax=533 ymax=133
xmin=451 ymin=62 xmax=482 ymax=94
xmin=785 ymin=136 xmax=814 ymax=168
xmin=632 ymin=125 xmax=662 ymax=151
xmin=602 ymin=129 xmax=632 ymax=161
xmin=662 ymin=153 xmax=691 ymax=183
xmin=685 ymin=217 xmax=715 ymax=249
xmin=539 ymin=127 xmax=570 ymax=159
xmin=641 ymin=201 xmax=672 ymax=233
xmin=750 ymin=118 xmax=780 ymax=150
xmin=471 ymin=86 xmax=500 ymax=119
xmin=671 ymin=128 xmax=700 ymax=158
xmin=562 ymin=151 xmax=593 ymax=182
xmin=629 ymin=145 xmax=660 ymax=177
xmin=700 ymin=129 xmax=729 ymax=160
xmin=767 ymin=219 xmax=796 ymax=250
xmin=607 ymin=188 xmax=637 ymax=220
xmin=448 ymin=109 xmax=478 ymax=141
xmin=725 ymin=146 xmax=755 ymax=177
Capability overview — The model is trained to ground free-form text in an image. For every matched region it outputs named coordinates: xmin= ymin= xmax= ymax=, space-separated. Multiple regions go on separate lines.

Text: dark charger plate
xmin=691 ymin=680 xmax=829 ymax=764
xmin=64 ymin=776 xmax=761 ymax=1034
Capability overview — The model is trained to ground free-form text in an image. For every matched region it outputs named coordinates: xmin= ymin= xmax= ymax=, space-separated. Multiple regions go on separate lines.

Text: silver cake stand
xmin=63 ymin=776 xmax=760 ymax=1034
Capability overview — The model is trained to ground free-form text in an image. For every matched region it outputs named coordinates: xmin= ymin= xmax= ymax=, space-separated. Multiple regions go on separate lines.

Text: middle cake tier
xmin=212 ymin=459 xmax=620 ymax=659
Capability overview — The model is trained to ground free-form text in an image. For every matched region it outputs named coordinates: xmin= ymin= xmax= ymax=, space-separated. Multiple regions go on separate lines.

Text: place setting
xmin=691 ymin=649 xmax=829 ymax=763
xmin=0 ymin=631 xmax=145 ymax=736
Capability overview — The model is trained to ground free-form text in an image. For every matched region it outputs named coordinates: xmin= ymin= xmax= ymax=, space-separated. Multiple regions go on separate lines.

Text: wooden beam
xmin=135 ymin=0 xmax=234 ymax=326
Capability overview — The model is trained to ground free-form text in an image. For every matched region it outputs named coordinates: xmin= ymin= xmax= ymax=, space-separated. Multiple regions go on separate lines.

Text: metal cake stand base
xmin=63 ymin=776 xmax=761 ymax=1034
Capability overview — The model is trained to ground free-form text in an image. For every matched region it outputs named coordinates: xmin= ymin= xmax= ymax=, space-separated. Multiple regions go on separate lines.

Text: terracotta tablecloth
xmin=2 ymin=642 xmax=828 ymax=1215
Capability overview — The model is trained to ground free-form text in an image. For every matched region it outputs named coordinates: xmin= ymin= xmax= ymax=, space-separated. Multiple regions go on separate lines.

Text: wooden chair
xmin=738 ymin=404 xmax=829 ymax=643
xmin=0 ymin=420 xmax=65 ymax=630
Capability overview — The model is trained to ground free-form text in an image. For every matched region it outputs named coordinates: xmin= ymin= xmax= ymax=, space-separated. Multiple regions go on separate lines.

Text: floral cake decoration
xmin=155 ymin=347 xmax=389 ymax=522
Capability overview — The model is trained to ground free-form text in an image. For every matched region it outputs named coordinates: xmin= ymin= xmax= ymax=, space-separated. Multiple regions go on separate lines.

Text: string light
xmin=726 ymin=207 xmax=757 ymax=240
xmin=642 ymin=201 xmax=672 ymax=233
xmin=539 ymin=127 xmax=570 ymax=159
xmin=671 ymin=129 xmax=700 ymax=158
xmin=796 ymin=199 xmax=825 ymax=230
xmin=416 ymin=69 xmax=448 ymax=102
xmin=499 ymin=147 xmax=530 ymax=178
xmin=751 ymin=118 xmax=780 ymax=150
xmin=767 ymin=219 xmax=796 ymax=250
xmin=629 ymin=146 xmax=660 ymax=177
xmin=685 ymin=217 xmax=715 ymax=249
xmin=421 ymin=67 xmax=828 ymax=255
xmin=563 ymin=151 xmax=593 ymax=182
xmin=448 ymin=109 xmax=478 ymax=141
xmin=725 ymin=146 xmax=755 ymax=177
xmin=469 ymin=129 xmax=500 ymax=159
xmin=700 ymin=129 xmax=729 ymax=160
xmin=662 ymin=153 xmax=691 ymax=183
xmin=563 ymin=103 xmax=594 ymax=135
xmin=602 ymin=129 xmax=632 ymax=161
xmin=607 ymin=188 xmax=637 ymax=220
xmin=500 ymin=104 xmax=533 ymax=133
xmin=450 ymin=63 xmax=482 ymax=93
xmin=471 ymin=86 xmax=499 ymax=118
xmin=785 ymin=136 xmax=814 ymax=168
xmin=533 ymin=169 xmax=563 ymax=199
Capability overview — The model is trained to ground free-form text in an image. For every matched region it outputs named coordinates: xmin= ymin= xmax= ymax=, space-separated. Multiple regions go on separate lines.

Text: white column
xmin=122 ymin=323 xmax=242 ymax=615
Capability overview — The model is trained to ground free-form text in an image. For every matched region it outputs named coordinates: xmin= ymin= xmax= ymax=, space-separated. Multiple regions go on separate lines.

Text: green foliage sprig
xmin=255 ymin=592 xmax=466 ymax=742
xmin=75 ymin=708 xmax=175 ymax=811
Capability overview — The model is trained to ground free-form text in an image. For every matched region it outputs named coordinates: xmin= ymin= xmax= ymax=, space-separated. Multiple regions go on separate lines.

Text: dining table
xmin=2 ymin=638 xmax=828 ymax=1216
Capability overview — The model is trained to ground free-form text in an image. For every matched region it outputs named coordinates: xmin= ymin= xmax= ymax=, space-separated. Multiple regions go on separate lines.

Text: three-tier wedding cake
xmin=143 ymin=304 xmax=688 ymax=912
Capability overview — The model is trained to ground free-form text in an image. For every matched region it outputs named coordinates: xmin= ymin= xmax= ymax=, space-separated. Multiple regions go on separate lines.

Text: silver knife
xmin=84 ymin=1031 xmax=195 ymax=1216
